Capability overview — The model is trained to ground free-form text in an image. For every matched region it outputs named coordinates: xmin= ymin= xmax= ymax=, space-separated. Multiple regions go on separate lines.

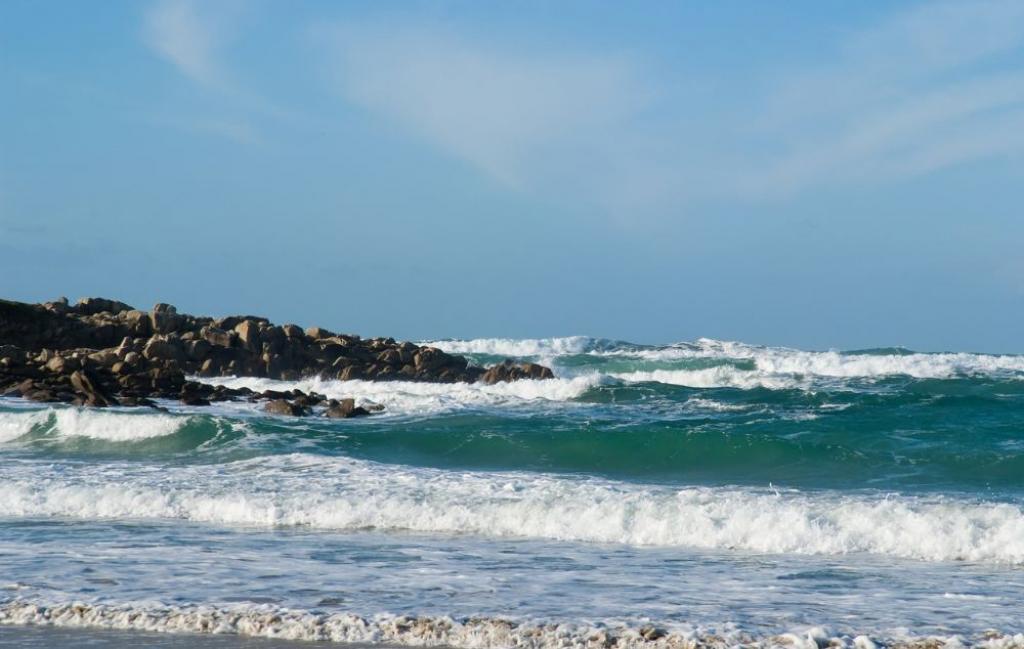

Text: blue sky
xmin=1 ymin=1 xmax=1022 ymax=351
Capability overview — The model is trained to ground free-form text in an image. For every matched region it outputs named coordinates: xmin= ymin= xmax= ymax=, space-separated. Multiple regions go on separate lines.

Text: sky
xmin=1 ymin=0 xmax=1023 ymax=352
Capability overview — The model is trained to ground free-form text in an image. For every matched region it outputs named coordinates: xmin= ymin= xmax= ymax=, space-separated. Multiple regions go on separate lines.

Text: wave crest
xmin=3 ymin=455 xmax=1024 ymax=564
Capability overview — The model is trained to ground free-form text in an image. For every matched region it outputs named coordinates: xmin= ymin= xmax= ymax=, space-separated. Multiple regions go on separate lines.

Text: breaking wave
xmin=3 ymin=454 xmax=1024 ymax=564
xmin=0 ymin=408 xmax=189 ymax=443
xmin=202 ymin=374 xmax=604 ymax=417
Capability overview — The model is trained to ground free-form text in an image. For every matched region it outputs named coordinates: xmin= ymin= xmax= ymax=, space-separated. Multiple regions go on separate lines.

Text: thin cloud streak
xmin=319 ymin=1 xmax=1024 ymax=213
xmin=325 ymin=22 xmax=653 ymax=193
xmin=140 ymin=0 xmax=313 ymax=144
xmin=142 ymin=0 xmax=223 ymax=87
xmin=751 ymin=0 xmax=1024 ymax=197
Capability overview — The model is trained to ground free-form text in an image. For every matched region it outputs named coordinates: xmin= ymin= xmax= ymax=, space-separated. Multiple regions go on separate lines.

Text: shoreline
xmin=2 ymin=600 xmax=1023 ymax=649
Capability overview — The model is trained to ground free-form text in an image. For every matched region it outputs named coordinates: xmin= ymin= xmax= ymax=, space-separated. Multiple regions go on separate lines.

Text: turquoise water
xmin=2 ymin=337 xmax=1024 ymax=646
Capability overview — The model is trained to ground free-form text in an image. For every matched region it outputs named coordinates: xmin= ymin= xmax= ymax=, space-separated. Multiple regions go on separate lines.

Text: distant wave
xmin=3 ymin=454 xmax=1024 ymax=564
xmin=424 ymin=335 xmax=599 ymax=357
xmin=426 ymin=336 xmax=1024 ymax=384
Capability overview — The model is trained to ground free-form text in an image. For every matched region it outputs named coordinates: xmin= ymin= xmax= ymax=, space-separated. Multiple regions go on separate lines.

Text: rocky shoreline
xmin=0 ymin=297 xmax=553 ymax=417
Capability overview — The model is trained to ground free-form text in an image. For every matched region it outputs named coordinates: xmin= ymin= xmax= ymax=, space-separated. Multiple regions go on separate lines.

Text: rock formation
xmin=0 ymin=297 xmax=555 ymax=416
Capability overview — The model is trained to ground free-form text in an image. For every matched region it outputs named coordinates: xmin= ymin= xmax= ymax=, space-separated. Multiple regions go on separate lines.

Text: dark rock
xmin=76 ymin=297 xmax=134 ymax=316
xmin=180 ymin=382 xmax=212 ymax=406
xmin=26 ymin=388 xmax=59 ymax=403
xmin=480 ymin=360 xmax=555 ymax=384
xmin=234 ymin=320 xmax=261 ymax=351
xmin=261 ymin=389 xmax=291 ymax=400
xmin=150 ymin=303 xmax=181 ymax=334
xmin=185 ymin=339 xmax=212 ymax=361
xmin=264 ymin=399 xmax=307 ymax=417
xmin=414 ymin=347 xmax=448 ymax=372
xmin=123 ymin=310 xmax=152 ymax=336
xmin=325 ymin=398 xmax=369 ymax=418
xmin=305 ymin=326 xmax=334 ymax=340
xmin=143 ymin=335 xmax=184 ymax=363
xmin=69 ymin=370 xmax=111 ymax=407
xmin=201 ymin=326 xmax=234 ymax=348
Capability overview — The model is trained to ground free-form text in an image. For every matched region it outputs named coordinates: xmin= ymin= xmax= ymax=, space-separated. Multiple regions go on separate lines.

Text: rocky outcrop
xmin=0 ymin=297 xmax=555 ymax=413
xmin=479 ymin=360 xmax=555 ymax=384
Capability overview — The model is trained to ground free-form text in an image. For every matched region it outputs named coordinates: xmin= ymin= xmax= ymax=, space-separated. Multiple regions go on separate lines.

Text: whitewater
xmin=3 ymin=337 xmax=1024 ymax=648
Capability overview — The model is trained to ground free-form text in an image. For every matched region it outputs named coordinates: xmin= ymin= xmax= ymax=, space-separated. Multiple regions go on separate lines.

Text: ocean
xmin=2 ymin=337 xmax=1023 ymax=647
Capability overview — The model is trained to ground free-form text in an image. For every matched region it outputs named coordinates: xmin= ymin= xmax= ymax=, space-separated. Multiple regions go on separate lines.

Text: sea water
xmin=2 ymin=338 xmax=1024 ymax=647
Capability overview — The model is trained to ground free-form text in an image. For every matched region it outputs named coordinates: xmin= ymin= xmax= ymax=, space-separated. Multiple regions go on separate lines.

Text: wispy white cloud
xmin=140 ymin=0 xmax=304 ymax=144
xmin=320 ymin=1 xmax=1024 ymax=212
xmin=322 ymin=21 xmax=667 ymax=211
xmin=142 ymin=0 xmax=226 ymax=87
xmin=748 ymin=0 xmax=1024 ymax=197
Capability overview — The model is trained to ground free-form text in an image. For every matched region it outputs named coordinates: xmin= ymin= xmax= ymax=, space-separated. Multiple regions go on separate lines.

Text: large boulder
xmin=234 ymin=320 xmax=261 ymax=351
xmin=413 ymin=347 xmax=448 ymax=372
xmin=76 ymin=297 xmax=134 ymax=316
xmin=480 ymin=360 xmax=555 ymax=384
xmin=150 ymin=303 xmax=182 ymax=334
xmin=305 ymin=326 xmax=335 ymax=340
xmin=264 ymin=399 xmax=307 ymax=417
xmin=325 ymin=397 xmax=369 ymax=418
xmin=201 ymin=325 xmax=234 ymax=348
xmin=69 ymin=370 xmax=111 ymax=407
xmin=123 ymin=310 xmax=152 ymax=337
xmin=143 ymin=335 xmax=185 ymax=363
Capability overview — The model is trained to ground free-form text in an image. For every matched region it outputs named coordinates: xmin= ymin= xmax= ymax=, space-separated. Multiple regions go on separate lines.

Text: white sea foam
xmin=51 ymin=409 xmax=187 ymax=441
xmin=2 ymin=601 xmax=1022 ymax=649
xmin=0 ymin=410 xmax=51 ymax=443
xmin=0 ymin=408 xmax=189 ymax=443
xmin=613 ymin=368 xmax=807 ymax=390
xmin=428 ymin=336 xmax=1024 ymax=383
xmin=424 ymin=336 xmax=596 ymax=357
xmin=202 ymin=374 xmax=604 ymax=417
xmin=599 ymin=339 xmax=1024 ymax=379
xmin=683 ymin=397 xmax=751 ymax=412
xmin=2 ymin=454 xmax=1023 ymax=564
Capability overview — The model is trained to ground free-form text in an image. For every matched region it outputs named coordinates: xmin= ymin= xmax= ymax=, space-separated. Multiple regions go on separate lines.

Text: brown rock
xmin=184 ymin=339 xmax=212 ymax=361
xmin=69 ymin=370 xmax=110 ymax=407
xmin=234 ymin=320 xmax=261 ymax=351
xmin=414 ymin=347 xmax=447 ymax=371
xmin=338 ymin=365 xmax=363 ymax=381
xmin=143 ymin=335 xmax=184 ymax=362
xmin=377 ymin=349 xmax=402 ymax=366
xmin=201 ymin=326 xmax=233 ymax=348
xmin=150 ymin=303 xmax=181 ymax=334
xmin=325 ymin=398 xmax=370 ymax=418
xmin=264 ymin=399 xmax=307 ymax=416
xmin=123 ymin=310 xmax=152 ymax=337
xmin=76 ymin=297 xmax=134 ymax=316
xmin=304 ymin=326 xmax=335 ymax=340
xmin=480 ymin=360 xmax=555 ymax=384
xmin=87 ymin=349 xmax=119 ymax=368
